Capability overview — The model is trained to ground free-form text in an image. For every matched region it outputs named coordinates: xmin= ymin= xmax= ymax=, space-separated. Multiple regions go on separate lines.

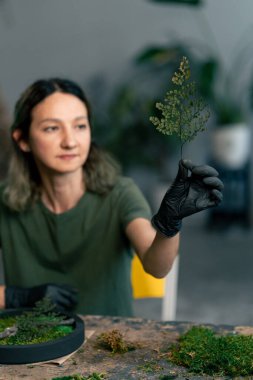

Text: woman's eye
xmin=76 ymin=124 xmax=86 ymax=129
xmin=44 ymin=126 xmax=58 ymax=132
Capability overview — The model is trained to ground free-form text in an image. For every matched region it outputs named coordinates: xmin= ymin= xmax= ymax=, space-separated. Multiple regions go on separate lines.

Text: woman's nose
xmin=61 ymin=128 xmax=77 ymax=148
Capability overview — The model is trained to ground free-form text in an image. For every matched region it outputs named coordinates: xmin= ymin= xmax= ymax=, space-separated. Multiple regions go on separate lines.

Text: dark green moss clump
xmin=168 ymin=326 xmax=253 ymax=377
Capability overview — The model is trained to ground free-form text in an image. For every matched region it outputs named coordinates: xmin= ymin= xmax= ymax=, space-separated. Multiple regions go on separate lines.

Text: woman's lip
xmin=57 ymin=154 xmax=78 ymax=159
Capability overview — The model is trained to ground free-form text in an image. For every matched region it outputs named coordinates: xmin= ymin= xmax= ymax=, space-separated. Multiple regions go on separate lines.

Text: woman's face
xmin=15 ymin=92 xmax=91 ymax=178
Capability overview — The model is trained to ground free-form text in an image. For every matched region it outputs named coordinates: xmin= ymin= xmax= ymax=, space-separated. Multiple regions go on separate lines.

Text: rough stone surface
xmin=0 ymin=315 xmax=246 ymax=380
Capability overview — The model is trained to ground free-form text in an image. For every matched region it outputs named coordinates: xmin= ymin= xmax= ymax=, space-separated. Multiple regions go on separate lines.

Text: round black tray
xmin=0 ymin=309 xmax=85 ymax=364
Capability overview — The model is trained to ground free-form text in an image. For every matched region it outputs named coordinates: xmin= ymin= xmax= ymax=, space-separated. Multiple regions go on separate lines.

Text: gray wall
xmin=1 ymin=0 xmax=252 ymax=110
xmin=0 ymin=0 xmax=253 ymax=221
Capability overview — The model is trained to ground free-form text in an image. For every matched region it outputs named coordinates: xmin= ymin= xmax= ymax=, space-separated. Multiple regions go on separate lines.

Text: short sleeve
xmin=113 ymin=177 xmax=152 ymax=229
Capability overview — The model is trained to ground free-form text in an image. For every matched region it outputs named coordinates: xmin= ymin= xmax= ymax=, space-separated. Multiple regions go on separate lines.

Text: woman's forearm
xmin=141 ymin=232 xmax=180 ymax=278
xmin=126 ymin=218 xmax=180 ymax=279
xmin=0 ymin=285 xmax=5 ymax=308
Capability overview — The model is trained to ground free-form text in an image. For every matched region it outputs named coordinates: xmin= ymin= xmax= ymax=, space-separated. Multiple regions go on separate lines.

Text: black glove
xmin=152 ymin=159 xmax=224 ymax=237
xmin=5 ymin=283 xmax=78 ymax=311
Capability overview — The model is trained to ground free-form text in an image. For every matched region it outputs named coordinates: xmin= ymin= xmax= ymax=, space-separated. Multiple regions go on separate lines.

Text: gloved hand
xmin=5 ymin=283 xmax=78 ymax=311
xmin=152 ymin=159 xmax=224 ymax=237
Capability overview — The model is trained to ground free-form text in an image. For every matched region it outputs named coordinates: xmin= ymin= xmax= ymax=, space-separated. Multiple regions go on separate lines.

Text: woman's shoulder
xmin=111 ymin=175 xmax=148 ymax=204
xmin=112 ymin=176 xmax=139 ymax=192
xmin=110 ymin=176 xmax=151 ymax=222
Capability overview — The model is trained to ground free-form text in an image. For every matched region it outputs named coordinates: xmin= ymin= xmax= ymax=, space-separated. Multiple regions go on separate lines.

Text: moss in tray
xmin=0 ymin=297 xmax=74 ymax=345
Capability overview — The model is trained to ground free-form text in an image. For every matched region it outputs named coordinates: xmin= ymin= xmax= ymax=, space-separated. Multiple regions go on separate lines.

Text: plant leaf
xmin=150 ymin=56 xmax=210 ymax=143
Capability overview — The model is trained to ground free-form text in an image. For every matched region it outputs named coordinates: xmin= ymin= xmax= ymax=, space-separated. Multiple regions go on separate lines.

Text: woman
xmin=0 ymin=78 xmax=223 ymax=316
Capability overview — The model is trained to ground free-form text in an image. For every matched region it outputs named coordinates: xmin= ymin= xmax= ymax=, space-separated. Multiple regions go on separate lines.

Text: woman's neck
xmin=40 ymin=172 xmax=85 ymax=214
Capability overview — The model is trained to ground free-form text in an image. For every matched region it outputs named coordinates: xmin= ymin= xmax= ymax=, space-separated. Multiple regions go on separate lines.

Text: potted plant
xmin=209 ymin=98 xmax=251 ymax=170
xmin=206 ymin=53 xmax=252 ymax=169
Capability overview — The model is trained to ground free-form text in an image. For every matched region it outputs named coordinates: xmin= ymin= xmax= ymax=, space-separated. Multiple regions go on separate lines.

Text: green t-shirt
xmin=0 ymin=176 xmax=151 ymax=316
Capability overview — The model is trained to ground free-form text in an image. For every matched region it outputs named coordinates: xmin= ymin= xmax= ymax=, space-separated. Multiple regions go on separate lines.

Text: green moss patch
xmin=0 ymin=315 xmax=17 ymax=331
xmin=0 ymin=298 xmax=74 ymax=345
xmin=168 ymin=326 xmax=253 ymax=377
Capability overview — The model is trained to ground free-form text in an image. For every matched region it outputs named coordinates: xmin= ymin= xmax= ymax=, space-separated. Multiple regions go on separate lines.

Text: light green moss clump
xmin=168 ymin=326 xmax=253 ymax=377
xmin=96 ymin=329 xmax=135 ymax=354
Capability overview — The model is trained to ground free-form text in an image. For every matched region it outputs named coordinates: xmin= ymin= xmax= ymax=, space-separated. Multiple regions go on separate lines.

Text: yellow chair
xmin=131 ymin=254 xmax=165 ymax=298
xmin=131 ymin=254 xmax=179 ymax=320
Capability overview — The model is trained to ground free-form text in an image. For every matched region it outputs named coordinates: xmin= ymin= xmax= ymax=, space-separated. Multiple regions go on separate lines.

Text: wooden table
xmin=0 ymin=315 xmax=250 ymax=380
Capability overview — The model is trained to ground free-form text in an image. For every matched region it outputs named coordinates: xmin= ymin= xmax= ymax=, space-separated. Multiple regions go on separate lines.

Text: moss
xmin=0 ymin=316 xmax=17 ymax=330
xmin=51 ymin=373 xmax=105 ymax=380
xmin=96 ymin=329 xmax=135 ymax=354
xmin=138 ymin=360 xmax=163 ymax=373
xmin=168 ymin=326 xmax=253 ymax=377
xmin=2 ymin=325 xmax=73 ymax=345
xmin=0 ymin=298 xmax=74 ymax=345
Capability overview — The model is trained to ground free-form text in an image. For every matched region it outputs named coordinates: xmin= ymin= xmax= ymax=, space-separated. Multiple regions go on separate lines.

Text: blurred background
xmin=0 ymin=0 xmax=252 ymax=326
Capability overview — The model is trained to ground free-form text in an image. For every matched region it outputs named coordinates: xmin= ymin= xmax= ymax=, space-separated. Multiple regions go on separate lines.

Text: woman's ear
xmin=12 ymin=129 xmax=31 ymax=152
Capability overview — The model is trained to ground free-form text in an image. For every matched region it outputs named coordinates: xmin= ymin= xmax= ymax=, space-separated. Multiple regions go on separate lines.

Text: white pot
xmin=210 ymin=123 xmax=251 ymax=169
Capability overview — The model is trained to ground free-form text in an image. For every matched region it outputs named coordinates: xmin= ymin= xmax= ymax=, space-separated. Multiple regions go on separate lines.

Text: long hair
xmin=4 ymin=78 xmax=121 ymax=211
